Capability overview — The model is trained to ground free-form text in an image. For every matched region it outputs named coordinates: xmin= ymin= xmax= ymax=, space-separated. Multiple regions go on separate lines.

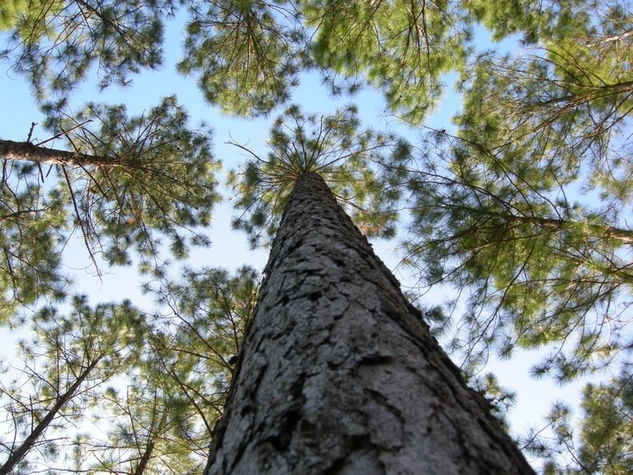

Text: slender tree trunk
xmin=0 ymin=139 xmax=117 ymax=167
xmin=134 ymin=440 xmax=155 ymax=475
xmin=0 ymin=356 xmax=102 ymax=474
xmin=206 ymin=172 xmax=534 ymax=474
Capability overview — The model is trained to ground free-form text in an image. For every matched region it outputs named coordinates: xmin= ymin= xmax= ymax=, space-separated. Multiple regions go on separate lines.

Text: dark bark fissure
xmin=206 ymin=172 xmax=534 ymax=474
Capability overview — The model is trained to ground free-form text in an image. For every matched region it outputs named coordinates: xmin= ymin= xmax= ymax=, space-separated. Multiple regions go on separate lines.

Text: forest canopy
xmin=1 ymin=0 xmax=632 ymax=472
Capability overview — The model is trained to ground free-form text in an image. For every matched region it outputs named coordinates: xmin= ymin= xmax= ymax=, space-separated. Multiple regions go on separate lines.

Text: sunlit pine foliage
xmin=0 ymin=0 xmax=171 ymax=100
xmin=179 ymin=0 xmax=305 ymax=117
xmin=301 ymin=0 xmax=471 ymax=123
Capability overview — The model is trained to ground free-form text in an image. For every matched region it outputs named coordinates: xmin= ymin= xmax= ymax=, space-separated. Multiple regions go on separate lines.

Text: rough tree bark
xmin=206 ymin=172 xmax=534 ymax=474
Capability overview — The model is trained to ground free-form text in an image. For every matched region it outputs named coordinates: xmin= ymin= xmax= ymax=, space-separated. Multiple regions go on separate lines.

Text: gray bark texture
xmin=206 ymin=172 xmax=534 ymax=474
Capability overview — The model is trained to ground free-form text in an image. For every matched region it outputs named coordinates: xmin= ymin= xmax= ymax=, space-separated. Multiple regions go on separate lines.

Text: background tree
xmin=66 ymin=267 xmax=258 ymax=473
xmin=0 ymin=266 xmax=257 ymax=472
xmin=86 ymin=364 xmax=204 ymax=474
xmin=0 ymin=297 xmax=145 ymax=473
xmin=42 ymin=96 xmax=219 ymax=269
xmin=396 ymin=1 xmax=633 ymax=381
xmin=518 ymin=368 xmax=633 ymax=473
xmin=0 ymin=0 xmax=479 ymax=121
xmin=576 ymin=369 xmax=633 ymax=473
xmin=0 ymin=96 xmax=219 ymax=322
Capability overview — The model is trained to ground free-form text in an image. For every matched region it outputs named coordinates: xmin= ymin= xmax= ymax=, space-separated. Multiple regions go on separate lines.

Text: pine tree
xmin=3 ymin=0 xmax=630 ymax=471
xmin=0 ymin=97 xmax=219 ymax=321
xmin=207 ymin=110 xmax=532 ymax=472
xmin=206 ymin=171 xmax=533 ymax=473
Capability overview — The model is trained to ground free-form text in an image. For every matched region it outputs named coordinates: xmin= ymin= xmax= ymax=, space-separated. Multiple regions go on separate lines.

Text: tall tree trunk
xmin=206 ymin=172 xmax=534 ymax=474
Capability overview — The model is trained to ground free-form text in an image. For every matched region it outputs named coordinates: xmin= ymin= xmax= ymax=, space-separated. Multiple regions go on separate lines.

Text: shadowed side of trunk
xmin=206 ymin=172 xmax=534 ymax=474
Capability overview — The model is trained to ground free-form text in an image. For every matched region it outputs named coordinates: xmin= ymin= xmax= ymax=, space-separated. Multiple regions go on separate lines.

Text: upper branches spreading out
xmin=178 ymin=0 xmax=306 ymax=117
xmin=0 ymin=0 xmax=171 ymax=100
xmin=1 ymin=0 xmax=470 ymax=121
xmin=228 ymin=104 xmax=407 ymax=247
xmin=11 ymin=0 xmax=623 ymax=126
xmin=302 ymin=0 xmax=470 ymax=122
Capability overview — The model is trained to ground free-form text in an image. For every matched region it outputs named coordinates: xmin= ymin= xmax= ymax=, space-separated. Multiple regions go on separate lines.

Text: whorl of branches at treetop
xmin=227 ymin=104 xmax=408 ymax=247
